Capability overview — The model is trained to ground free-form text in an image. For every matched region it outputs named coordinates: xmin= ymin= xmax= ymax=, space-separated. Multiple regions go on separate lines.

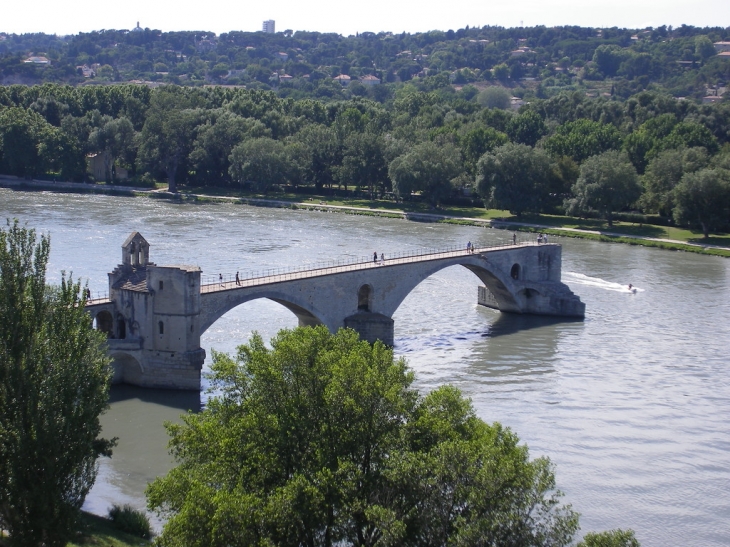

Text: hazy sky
xmin=2 ymin=0 xmax=728 ymax=36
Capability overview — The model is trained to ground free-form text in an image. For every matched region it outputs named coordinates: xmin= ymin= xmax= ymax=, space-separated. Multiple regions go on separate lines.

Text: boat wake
xmin=564 ymin=272 xmax=643 ymax=293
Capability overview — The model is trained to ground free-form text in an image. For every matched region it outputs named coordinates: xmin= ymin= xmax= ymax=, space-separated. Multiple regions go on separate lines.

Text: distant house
xmin=703 ymin=96 xmax=723 ymax=104
xmin=24 ymin=56 xmax=51 ymax=66
xmin=718 ymin=51 xmax=730 ymax=58
xmin=333 ymin=74 xmax=352 ymax=86
xmin=359 ymin=74 xmax=380 ymax=86
xmin=713 ymin=41 xmax=730 ymax=53
xmin=262 ymin=20 xmax=275 ymax=34
xmin=279 ymin=74 xmax=293 ymax=82
xmin=87 ymin=153 xmax=128 ymax=182
xmin=510 ymin=96 xmax=525 ymax=109
xmin=77 ymin=64 xmax=95 ymax=78
xmin=276 ymin=52 xmax=288 ymax=61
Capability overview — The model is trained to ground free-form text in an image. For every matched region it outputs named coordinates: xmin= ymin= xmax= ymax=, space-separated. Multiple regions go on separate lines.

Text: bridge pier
xmin=344 ymin=312 xmax=395 ymax=346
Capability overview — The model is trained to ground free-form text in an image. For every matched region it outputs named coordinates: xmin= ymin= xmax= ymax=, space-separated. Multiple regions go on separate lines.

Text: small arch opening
xmin=358 ymin=284 xmax=372 ymax=312
xmin=510 ymin=263 xmax=520 ymax=280
xmin=158 ymin=321 xmax=164 ymax=335
xmin=159 ymin=280 xmax=164 ymax=290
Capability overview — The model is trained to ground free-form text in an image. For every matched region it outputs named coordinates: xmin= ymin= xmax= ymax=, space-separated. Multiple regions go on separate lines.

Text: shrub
xmin=108 ymin=504 xmax=153 ymax=539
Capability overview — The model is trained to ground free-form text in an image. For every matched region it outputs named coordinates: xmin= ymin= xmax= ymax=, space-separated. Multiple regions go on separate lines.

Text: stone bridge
xmin=86 ymin=232 xmax=585 ymax=390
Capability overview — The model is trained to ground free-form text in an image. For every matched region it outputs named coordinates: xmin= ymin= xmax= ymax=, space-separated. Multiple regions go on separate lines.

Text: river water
xmin=1 ymin=189 xmax=728 ymax=546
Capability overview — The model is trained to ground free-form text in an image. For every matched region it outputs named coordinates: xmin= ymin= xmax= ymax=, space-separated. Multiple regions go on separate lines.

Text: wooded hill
xmin=1 ymin=24 xmax=729 ymax=102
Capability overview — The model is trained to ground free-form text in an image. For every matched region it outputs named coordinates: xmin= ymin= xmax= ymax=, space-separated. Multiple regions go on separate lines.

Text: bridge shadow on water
xmin=108 ymin=384 xmax=201 ymax=413
xmin=481 ymin=312 xmax=584 ymax=339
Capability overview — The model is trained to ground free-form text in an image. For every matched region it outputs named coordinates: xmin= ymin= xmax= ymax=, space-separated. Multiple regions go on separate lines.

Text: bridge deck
xmin=201 ymin=241 xmax=544 ymax=294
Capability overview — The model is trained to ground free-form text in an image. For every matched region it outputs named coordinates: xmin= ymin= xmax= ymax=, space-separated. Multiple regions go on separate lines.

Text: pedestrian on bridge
xmin=381 ymin=253 xmax=385 ymax=263
xmin=235 ymin=271 xmax=240 ymax=286
xmin=219 ymin=273 xmax=223 ymax=287
xmin=373 ymin=251 xmax=378 ymax=264
xmin=467 ymin=241 xmax=472 ymax=253
xmin=512 ymin=233 xmax=517 ymax=245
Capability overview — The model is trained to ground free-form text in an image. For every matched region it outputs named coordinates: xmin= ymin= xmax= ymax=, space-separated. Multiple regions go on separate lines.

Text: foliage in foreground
xmin=0 ymin=220 xmax=115 ymax=547
xmin=108 ymin=504 xmax=153 ymax=540
xmin=577 ymin=529 xmax=640 ymax=547
xmin=147 ymin=326 xmax=579 ymax=547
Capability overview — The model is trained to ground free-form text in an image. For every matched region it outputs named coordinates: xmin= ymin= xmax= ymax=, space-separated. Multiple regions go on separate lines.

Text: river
xmin=1 ymin=188 xmax=728 ymax=546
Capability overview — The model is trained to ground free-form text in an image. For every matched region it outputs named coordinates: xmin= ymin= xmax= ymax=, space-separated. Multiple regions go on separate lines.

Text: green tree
xmin=229 ymin=137 xmax=300 ymax=191
xmin=565 ymin=150 xmax=641 ymax=226
xmin=137 ymin=91 xmax=203 ymax=192
xmin=506 ymin=109 xmax=547 ymax=147
xmin=337 ymin=132 xmax=388 ymax=197
xmin=543 ymin=119 xmax=623 ymax=163
xmin=0 ymin=107 xmax=58 ymax=178
xmin=476 ymin=86 xmax=511 ymax=109
xmin=673 ymin=168 xmax=730 ymax=238
xmin=189 ymin=111 xmax=270 ymax=187
xmin=388 ymin=141 xmax=462 ymax=205
xmin=147 ymin=326 xmax=579 ymax=547
xmin=0 ymin=220 xmax=115 ymax=547
xmin=639 ymin=147 xmax=708 ymax=215
xmin=476 ymin=142 xmax=552 ymax=216
xmin=459 ymin=125 xmax=509 ymax=175
xmin=578 ymin=529 xmax=640 ymax=547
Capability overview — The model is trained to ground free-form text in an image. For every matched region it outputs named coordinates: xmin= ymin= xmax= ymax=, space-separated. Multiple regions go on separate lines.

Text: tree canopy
xmin=147 ymin=326 xmax=579 ymax=547
xmin=565 ymin=150 xmax=642 ymax=226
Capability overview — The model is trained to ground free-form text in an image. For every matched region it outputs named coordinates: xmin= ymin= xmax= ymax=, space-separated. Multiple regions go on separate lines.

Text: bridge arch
xmin=110 ymin=352 xmax=143 ymax=385
xmin=200 ymin=288 xmax=331 ymax=335
xmin=379 ymin=256 xmax=523 ymax=318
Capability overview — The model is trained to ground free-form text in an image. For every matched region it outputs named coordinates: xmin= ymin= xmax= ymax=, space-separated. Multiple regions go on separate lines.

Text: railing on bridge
xmin=201 ymin=237 xmax=548 ymax=293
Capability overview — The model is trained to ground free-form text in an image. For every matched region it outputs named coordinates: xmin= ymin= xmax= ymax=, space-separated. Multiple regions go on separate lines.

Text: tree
xmin=672 ymin=168 xmax=730 ymax=238
xmin=506 ymin=109 xmax=547 ymax=147
xmin=388 ymin=141 xmax=462 ymax=206
xmin=578 ymin=529 xmax=640 ymax=547
xmin=476 ymin=86 xmax=511 ymax=109
xmin=228 ymin=137 xmax=300 ymax=192
xmin=147 ymin=326 xmax=579 ymax=547
xmin=476 ymin=142 xmax=552 ymax=216
xmin=542 ymin=119 xmax=623 ymax=163
xmin=0 ymin=107 xmax=58 ymax=178
xmin=639 ymin=147 xmax=708 ymax=215
xmin=337 ymin=132 xmax=388 ymax=197
xmin=0 ymin=220 xmax=115 ymax=547
xmin=565 ymin=150 xmax=641 ymax=226
xmin=137 ymin=90 xmax=203 ymax=192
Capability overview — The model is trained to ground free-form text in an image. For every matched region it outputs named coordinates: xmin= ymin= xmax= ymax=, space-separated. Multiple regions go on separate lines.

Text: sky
xmin=1 ymin=0 xmax=728 ymax=37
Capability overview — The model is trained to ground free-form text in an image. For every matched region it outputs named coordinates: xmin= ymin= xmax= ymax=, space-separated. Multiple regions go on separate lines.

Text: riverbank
xmin=2 ymin=176 xmax=729 ymax=257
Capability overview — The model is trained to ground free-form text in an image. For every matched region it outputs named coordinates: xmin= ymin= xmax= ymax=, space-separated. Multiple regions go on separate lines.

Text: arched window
xmin=358 ymin=285 xmax=372 ymax=312
xmin=510 ymin=263 xmax=520 ymax=280
xmin=159 ymin=280 xmax=164 ymax=290
xmin=159 ymin=321 xmax=164 ymax=335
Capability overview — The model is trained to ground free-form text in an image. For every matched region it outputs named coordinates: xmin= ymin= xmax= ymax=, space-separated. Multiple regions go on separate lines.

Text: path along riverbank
xmin=2 ymin=176 xmax=729 ymax=256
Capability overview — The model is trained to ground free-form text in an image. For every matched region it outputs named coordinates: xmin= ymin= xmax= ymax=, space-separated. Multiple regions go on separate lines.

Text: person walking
xmin=467 ymin=241 xmax=472 ymax=253
xmin=381 ymin=253 xmax=385 ymax=263
xmin=373 ymin=251 xmax=378 ymax=264
xmin=219 ymin=273 xmax=224 ymax=287
xmin=235 ymin=271 xmax=241 ymax=286
xmin=512 ymin=232 xmax=517 ymax=245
